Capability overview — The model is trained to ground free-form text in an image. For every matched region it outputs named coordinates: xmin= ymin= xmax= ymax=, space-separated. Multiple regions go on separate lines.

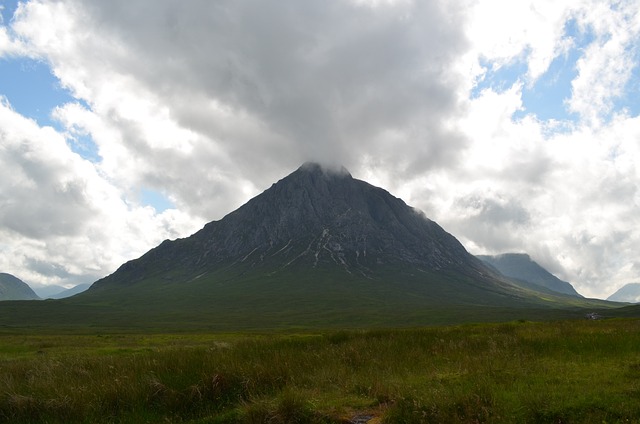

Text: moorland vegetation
xmin=1 ymin=318 xmax=639 ymax=423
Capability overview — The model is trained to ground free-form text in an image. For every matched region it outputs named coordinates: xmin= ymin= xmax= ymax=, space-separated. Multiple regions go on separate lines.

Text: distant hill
xmin=607 ymin=283 xmax=640 ymax=303
xmin=476 ymin=253 xmax=582 ymax=297
xmin=33 ymin=284 xmax=93 ymax=299
xmin=0 ymin=273 xmax=40 ymax=301
xmin=49 ymin=283 xmax=92 ymax=299
xmin=32 ymin=284 xmax=68 ymax=299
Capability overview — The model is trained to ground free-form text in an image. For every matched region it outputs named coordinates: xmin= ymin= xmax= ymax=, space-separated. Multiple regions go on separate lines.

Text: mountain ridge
xmin=607 ymin=283 xmax=640 ymax=303
xmin=477 ymin=253 xmax=582 ymax=297
xmin=0 ymin=273 xmax=40 ymax=301
xmin=50 ymin=283 xmax=92 ymax=299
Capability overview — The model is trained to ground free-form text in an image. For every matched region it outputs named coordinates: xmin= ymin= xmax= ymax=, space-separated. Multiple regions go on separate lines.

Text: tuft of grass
xmin=240 ymin=390 xmax=325 ymax=424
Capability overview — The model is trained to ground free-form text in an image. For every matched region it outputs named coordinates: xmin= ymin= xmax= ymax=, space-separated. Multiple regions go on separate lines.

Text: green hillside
xmin=0 ymin=265 xmax=623 ymax=331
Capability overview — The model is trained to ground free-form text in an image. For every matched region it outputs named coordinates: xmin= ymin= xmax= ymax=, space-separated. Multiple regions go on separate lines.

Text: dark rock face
xmin=96 ymin=162 xmax=491 ymax=287
xmin=477 ymin=253 xmax=582 ymax=297
xmin=0 ymin=273 xmax=40 ymax=301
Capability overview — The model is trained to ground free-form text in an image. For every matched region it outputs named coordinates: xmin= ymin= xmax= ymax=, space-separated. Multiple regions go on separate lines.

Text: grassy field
xmin=1 ymin=318 xmax=639 ymax=423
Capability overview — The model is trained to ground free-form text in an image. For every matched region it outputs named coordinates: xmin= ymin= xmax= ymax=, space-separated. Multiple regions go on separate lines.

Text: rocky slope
xmin=92 ymin=163 xmax=496 ymax=289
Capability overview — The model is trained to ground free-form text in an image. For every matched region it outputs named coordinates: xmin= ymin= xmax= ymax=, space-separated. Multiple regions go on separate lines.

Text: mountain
xmin=0 ymin=273 xmax=40 ymax=301
xmin=607 ymin=283 xmax=640 ymax=303
xmin=477 ymin=253 xmax=582 ymax=297
xmin=52 ymin=283 xmax=92 ymax=299
xmin=32 ymin=284 xmax=68 ymax=299
xmin=34 ymin=283 xmax=92 ymax=299
xmin=90 ymin=162 xmax=496 ymax=290
xmin=55 ymin=162 xmax=610 ymax=330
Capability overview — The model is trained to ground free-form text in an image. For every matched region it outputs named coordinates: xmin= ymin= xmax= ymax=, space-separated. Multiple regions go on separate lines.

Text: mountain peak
xmin=94 ymin=163 xmax=492 ymax=289
xmin=497 ymin=253 xmax=531 ymax=260
xmin=296 ymin=162 xmax=352 ymax=179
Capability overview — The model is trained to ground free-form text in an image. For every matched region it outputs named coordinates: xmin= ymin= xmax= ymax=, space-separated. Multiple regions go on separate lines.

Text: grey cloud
xmin=63 ymin=0 xmax=471 ymax=216
xmin=0 ymin=134 xmax=95 ymax=239
xmin=590 ymin=171 xmax=637 ymax=205
xmin=443 ymin=193 xmax=532 ymax=253
xmin=563 ymin=229 xmax=632 ymax=281
xmin=501 ymin=153 xmax=552 ymax=185
xmin=455 ymin=194 xmax=530 ymax=226
xmin=24 ymin=256 xmax=75 ymax=280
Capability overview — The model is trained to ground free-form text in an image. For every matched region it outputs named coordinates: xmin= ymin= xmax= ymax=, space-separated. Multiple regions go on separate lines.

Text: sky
xmin=0 ymin=0 xmax=639 ymax=298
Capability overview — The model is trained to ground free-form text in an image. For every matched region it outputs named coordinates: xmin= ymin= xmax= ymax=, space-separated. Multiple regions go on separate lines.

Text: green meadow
xmin=1 ymin=318 xmax=639 ymax=423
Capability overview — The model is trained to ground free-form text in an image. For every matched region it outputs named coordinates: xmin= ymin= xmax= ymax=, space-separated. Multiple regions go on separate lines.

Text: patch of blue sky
xmin=515 ymin=18 xmax=597 ymax=123
xmin=474 ymin=18 xmax=599 ymax=125
xmin=0 ymin=0 xmax=19 ymax=24
xmin=0 ymin=56 xmax=101 ymax=161
xmin=471 ymin=57 xmax=528 ymax=99
xmin=139 ymin=188 xmax=176 ymax=213
xmin=66 ymin=132 xmax=102 ymax=163
xmin=513 ymin=19 xmax=590 ymax=122
xmin=471 ymin=54 xmax=577 ymax=123
xmin=0 ymin=57 xmax=74 ymax=127
xmin=514 ymin=47 xmax=580 ymax=123
xmin=563 ymin=17 xmax=596 ymax=47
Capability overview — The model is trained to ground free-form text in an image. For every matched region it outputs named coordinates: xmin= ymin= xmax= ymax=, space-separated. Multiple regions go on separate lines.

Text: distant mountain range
xmin=477 ymin=253 xmax=582 ymax=297
xmin=0 ymin=274 xmax=91 ymax=301
xmin=607 ymin=283 xmax=640 ymax=303
xmin=42 ymin=283 xmax=92 ymax=299
xmin=0 ymin=273 xmax=40 ymax=301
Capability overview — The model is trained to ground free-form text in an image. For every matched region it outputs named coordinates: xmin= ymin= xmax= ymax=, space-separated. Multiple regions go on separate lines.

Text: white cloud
xmin=567 ymin=0 xmax=640 ymax=124
xmin=0 ymin=99 xmax=202 ymax=287
xmin=428 ymin=91 xmax=640 ymax=297
xmin=464 ymin=0 xmax=575 ymax=83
